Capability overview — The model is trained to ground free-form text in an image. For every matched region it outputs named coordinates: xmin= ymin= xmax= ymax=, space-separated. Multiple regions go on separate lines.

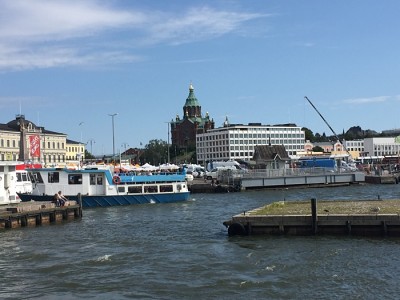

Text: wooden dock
xmin=224 ymin=199 xmax=400 ymax=237
xmin=0 ymin=201 xmax=82 ymax=229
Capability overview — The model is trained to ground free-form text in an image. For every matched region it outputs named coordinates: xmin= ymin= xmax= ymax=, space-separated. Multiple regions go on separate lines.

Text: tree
xmin=312 ymin=146 xmax=324 ymax=153
xmin=141 ymin=139 xmax=168 ymax=165
xmin=302 ymin=127 xmax=314 ymax=142
xmin=84 ymin=149 xmax=95 ymax=159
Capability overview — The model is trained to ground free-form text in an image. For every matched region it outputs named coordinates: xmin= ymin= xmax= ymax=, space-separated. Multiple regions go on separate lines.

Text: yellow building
xmin=0 ymin=115 xmax=84 ymax=165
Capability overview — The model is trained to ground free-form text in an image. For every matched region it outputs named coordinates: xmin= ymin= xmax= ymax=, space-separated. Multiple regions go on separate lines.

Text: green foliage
xmin=302 ymin=127 xmax=314 ymax=142
xmin=84 ymin=149 xmax=95 ymax=159
xmin=141 ymin=139 xmax=168 ymax=165
xmin=312 ymin=146 xmax=324 ymax=152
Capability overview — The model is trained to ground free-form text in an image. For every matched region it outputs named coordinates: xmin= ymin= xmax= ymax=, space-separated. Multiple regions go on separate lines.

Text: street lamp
xmin=165 ymin=121 xmax=171 ymax=163
xmin=108 ymin=113 xmax=118 ymax=163
xmin=87 ymin=138 xmax=95 ymax=155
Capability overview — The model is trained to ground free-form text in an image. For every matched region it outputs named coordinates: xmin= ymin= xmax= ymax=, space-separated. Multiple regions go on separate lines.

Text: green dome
xmin=184 ymin=83 xmax=200 ymax=107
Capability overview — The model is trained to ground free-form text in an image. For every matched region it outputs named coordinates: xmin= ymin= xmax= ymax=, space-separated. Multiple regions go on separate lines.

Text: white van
xmin=206 ymin=160 xmax=244 ymax=172
xmin=205 ymin=166 xmax=236 ymax=180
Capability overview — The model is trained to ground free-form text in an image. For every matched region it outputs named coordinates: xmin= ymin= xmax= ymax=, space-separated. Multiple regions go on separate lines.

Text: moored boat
xmin=17 ymin=165 xmax=190 ymax=208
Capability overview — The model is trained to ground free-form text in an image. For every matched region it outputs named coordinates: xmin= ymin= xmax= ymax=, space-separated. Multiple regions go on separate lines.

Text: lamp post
xmin=87 ymin=138 xmax=95 ymax=155
xmin=165 ymin=121 xmax=171 ymax=163
xmin=108 ymin=113 xmax=118 ymax=163
xmin=79 ymin=122 xmax=84 ymax=164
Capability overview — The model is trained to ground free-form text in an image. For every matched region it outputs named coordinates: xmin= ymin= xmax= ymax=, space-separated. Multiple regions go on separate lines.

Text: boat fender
xmin=113 ymin=175 xmax=121 ymax=184
xmin=228 ymin=223 xmax=247 ymax=236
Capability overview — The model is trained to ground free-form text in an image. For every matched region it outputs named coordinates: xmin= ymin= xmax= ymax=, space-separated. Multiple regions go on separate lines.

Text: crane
xmin=304 ymin=96 xmax=353 ymax=160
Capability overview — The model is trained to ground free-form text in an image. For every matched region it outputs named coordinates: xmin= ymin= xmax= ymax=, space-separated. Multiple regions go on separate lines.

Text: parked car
xmin=192 ymin=167 xmax=205 ymax=178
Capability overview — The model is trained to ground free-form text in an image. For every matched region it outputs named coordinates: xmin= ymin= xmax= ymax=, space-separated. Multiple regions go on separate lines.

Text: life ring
xmin=113 ymin=176 xmax=121 ymax=184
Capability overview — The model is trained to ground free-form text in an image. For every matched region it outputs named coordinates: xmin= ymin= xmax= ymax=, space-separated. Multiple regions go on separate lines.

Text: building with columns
xmin=170 ymin=84 xmax=215 ymax=150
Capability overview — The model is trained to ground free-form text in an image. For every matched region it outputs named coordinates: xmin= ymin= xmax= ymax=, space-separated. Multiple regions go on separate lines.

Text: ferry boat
xmin=17 ymin=165 xmax=190 ymax=208
xmin=0 ymin=161 xmax=20 ymax=205
xmin=15 ymin=163 xmax=42 ymax=197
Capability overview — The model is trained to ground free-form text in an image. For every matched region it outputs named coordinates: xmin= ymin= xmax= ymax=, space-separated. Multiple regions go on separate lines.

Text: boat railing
xmin=116 ymin=171 xmax=186 ymax=184
xmin=241 ymin=167 xmax=361 ymax=178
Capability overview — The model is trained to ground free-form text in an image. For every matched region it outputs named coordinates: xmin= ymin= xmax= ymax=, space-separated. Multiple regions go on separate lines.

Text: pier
xmin=0 ymin=201 xmax=82 ymax=229
xmin=240 ymin=170 xmax=365 ymax=189
xmin=224 ymin=199 xmax=400 ymax=237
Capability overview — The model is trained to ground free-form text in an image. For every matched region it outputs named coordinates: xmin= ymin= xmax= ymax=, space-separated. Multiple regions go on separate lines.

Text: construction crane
xmin=304 ymin=96 xmax=353 ymax=160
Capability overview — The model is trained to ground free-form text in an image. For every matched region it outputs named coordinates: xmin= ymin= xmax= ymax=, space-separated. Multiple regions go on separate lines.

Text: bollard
xmin=77 ymin=193 xmax=83 ymax=217
xmin=311 ymin=198 xmax=318 ymax=234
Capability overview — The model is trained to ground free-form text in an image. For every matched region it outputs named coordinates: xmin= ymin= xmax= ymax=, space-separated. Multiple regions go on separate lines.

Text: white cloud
xmin=0 ymin=1 xmax=267 ymax=71
xmin=0 ymin=0 xmax=141 ymax=41
xmin=342 ymin=96 xmax=390 ymax=104
xmin=145 ymin=7 xmax=267 ymax=46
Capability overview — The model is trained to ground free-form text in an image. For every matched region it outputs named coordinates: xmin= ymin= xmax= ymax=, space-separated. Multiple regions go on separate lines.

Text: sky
xmin=1 ymin=0 xmax=400 ymax=156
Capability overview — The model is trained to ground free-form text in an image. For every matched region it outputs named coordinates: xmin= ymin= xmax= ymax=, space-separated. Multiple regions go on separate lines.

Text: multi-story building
xmin=0 ymin=115 xmax=84 ymax=165
xmin=364 ymin=137 xmax=400 ymax=157
xmin=195 ymin=121 xmax=305 ymax=164
xmin=343 ymin=139 xmax=364 ymax=153
xmin=66 ymin=139 xmax=86 ymax=162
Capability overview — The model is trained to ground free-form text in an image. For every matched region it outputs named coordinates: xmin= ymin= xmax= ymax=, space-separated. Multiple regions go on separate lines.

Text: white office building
xmin=364 ymin=137 xmax=400 ymax=157
xmin=343 ymin=139 xmax=364 ymax=152
xmin=195 ymin=122 xmax=305 ymax=164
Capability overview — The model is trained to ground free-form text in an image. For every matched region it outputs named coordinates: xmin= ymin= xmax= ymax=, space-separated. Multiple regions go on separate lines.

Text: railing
xmin=214 ymin=167 xmax=361 ymax=184
xmin=242 ymin=167 xmax=358 ymax=179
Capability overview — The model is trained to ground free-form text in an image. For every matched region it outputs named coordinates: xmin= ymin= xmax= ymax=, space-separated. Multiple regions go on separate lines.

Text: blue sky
xmin=0 ymin=0 xmax=399 ymax=156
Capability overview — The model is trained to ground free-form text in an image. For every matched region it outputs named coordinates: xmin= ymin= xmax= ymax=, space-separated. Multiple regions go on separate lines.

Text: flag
xmin=29 ymin=135 xmax=41 ymax=158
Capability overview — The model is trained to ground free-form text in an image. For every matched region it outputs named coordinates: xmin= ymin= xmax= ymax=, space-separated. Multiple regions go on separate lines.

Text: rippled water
xmin=1 ymin=184 xmax=400 ymax=299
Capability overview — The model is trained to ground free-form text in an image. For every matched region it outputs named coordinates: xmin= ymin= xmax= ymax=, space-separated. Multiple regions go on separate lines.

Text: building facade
xmin=170 ymin=84 xmax=214 ymax=150
xmin=0 ymin=115 xmax=84 ymax=165
xmin=195 ymin=122 xmax=305 ymax=164
xmin=364 ymin=137 xmax=400 ymax=157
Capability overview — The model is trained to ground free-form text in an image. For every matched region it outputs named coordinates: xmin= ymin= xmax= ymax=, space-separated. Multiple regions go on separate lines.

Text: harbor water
xmin=2 ymin=184 xmax=400 ymax=299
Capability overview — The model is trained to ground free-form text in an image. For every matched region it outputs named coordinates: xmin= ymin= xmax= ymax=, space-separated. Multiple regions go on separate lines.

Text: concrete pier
xmin=224 ymin=199 xmax=400 ymax=237
xmin=0 ymin=201 xmax=82 ymax=229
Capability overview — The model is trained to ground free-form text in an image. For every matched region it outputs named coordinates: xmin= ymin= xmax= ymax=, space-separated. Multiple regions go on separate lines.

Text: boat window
xmin=128 ymin=186 xmax=142 ymax=193
xmin=31 ymin=172 xmax=43 ymax=183
xmin=68 ymin=174 xmax=82 ymax=185
xmin=97 ymin=176 xmax=103 ymax=185
xmin=160 ymin=185 xmax=173 ymax=192
xmin=118 ymin=186 xmax=125 ymax=193
xmin=48 ymin=172 xmax=59 ymax=183
xmin=144 ymin=185 xmax=158 ymax=193
xmin=90 ymin=174 xmax=96 ymax=185
xmin=16 ymin=173 xmax=22 ymax=182
xmin=22 ymin=173 xmax=28 ymax=181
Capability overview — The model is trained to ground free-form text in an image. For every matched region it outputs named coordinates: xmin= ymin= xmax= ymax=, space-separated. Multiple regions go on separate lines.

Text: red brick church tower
xmin=170 ymin=84 xmax=214 ymax=149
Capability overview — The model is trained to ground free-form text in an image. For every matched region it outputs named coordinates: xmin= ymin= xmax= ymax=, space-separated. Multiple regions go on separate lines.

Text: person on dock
xmin=52 ymin=193 xmax=60 ymax=207
xmin=57 ymin=191 xmax=68 ymax=207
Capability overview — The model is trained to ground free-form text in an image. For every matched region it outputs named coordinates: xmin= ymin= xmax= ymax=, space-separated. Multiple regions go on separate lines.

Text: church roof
xmin=184 ymin=83 xmax=200 ymax=107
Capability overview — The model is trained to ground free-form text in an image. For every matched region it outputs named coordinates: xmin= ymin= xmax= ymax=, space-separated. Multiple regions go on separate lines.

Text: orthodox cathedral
xmin=170 ymin=84 xmax=214 ymax=149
